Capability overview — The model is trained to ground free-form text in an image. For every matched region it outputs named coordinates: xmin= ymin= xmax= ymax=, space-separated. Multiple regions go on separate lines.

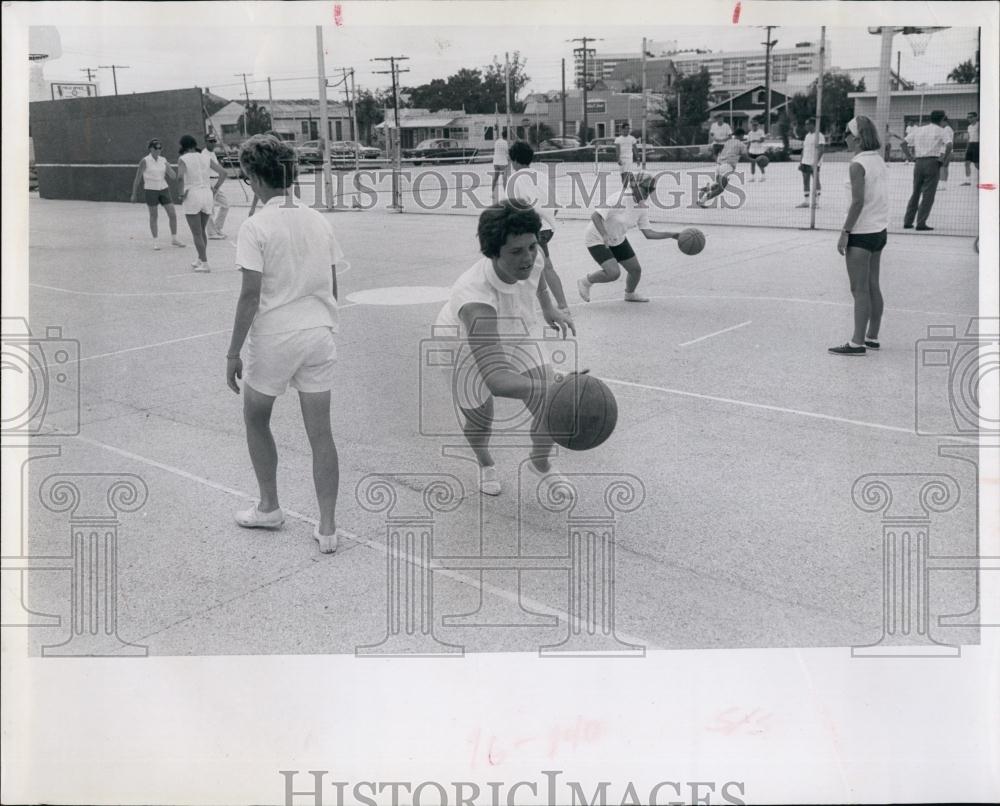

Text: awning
xmin=376 ymin=115 xmax=460 ymax=129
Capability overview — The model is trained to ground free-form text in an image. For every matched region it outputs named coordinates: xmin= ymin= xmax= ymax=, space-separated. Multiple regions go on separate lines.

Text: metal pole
xmin=809 ymin=26 xmax=825 ymax=229
xmin=641 ymin=37 xmax=648 ymax=167
xmin=505 ymin=52 xmax=512 ymax=140
xmin=764 ymin=26 xmax=775 ymax=134
xmin=316 ymin=26 xmax=333 ymax=209
xmin=582 ymin=47 xmax=589 ymax=142
xmin=874 ymin=27 xmax=895 ymax=146
xmin=267 ymin=77 xmax=274 ymax=126
xmin=561 ymin=58 xmax=567 ymax=137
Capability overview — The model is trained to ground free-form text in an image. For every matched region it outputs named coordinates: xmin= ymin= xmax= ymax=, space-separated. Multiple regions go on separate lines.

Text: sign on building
xmin=50 ymin=82 xmax=98 ymax=100
xmin=586 ymin=99 xmax=607 ymax=114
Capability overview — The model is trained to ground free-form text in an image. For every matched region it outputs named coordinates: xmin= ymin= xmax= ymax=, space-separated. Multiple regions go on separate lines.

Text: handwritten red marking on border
xmin=334 ymin=4 xmax=343 ymax=26
xmin=732 ymin=1 xmax=742 ymax=23
xmin=978 ymin=183 xmax=996 ymax=190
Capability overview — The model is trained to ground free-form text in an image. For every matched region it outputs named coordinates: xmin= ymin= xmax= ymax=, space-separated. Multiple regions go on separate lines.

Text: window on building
xmin=484 ymin=126 xmax=495 ymax=141
xmin=301 ymin=121 xmax=309 ymax=135
xmin=222 ymin=124 xmax=239 ymax=136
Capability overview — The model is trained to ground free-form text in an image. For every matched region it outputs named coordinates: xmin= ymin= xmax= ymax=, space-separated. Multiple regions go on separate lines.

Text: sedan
xmin=402 ymin=138 xmax=479 ymax=166
xmin=295 ymin=140 xmax=324 ymax=165
xmin=329 ymin=141 xmax=382 ymax=161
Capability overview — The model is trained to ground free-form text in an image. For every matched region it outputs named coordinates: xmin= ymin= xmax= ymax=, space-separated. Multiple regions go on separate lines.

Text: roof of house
xmin=848 ymin=84 xmax=979 ymax=98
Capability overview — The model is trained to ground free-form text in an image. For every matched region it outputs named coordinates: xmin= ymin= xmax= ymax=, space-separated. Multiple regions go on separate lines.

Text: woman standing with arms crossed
xmin=130 ymin=138 xmax=185 ymax=250
xmin=829 ymin=116 xmax=889 ymax=356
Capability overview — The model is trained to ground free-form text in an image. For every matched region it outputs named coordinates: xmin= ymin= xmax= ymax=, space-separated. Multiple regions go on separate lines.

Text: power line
xmin=97 ymin=64 xmax=129 ymax=95
xmin=80 ymin=67 xmax=98 ymax=82
xmin=567 ymin=37 xmax=602 ymax=140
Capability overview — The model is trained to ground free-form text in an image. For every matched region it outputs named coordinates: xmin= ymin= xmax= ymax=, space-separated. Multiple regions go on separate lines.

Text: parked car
xmin=329 ymin=140 xmax=382 ymax=161
xmin=537 ymin=137 xmax=583 ymax=151
xmin=758 ymin=136 xmax=803 ymax=158
xmin=214 ymin=143 xmax=241 ymax=168
xmin=402 ymin=138 xmax=479 ymax=165
xmin=295 ymin=140 xmax=324 ymax=165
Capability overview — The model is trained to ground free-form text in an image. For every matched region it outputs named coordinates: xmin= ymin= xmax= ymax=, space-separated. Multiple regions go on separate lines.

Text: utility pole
xmin=568 ymin=37 xmax=602 ymax=143
xmin=561 ymin=58 xmax=567 ymax=138
xmin=98 ymin=64 xmax=129 ymax=95
xmin=809 ymin=26 xmax=826 ymax=229
xmin=267 ymin=76 xmax=274 ymax=126
xmin=641 ymin=37 xmax=648 ymax=166
xmin=504 ymin=52 xmax=512 ymax=140
xmin=895 ymin=51 xmax=901 ymax=89
xmin=234 ymin=72 xmax=253 ymax=136
xmin=757 ymin=26 xmax=779 ymax=133
xmin=372 ymin=55 xmax=409 ymax=211
xmin=316 ymin=27 xmax=333 ymax=209
xmin=80 ymin=67 xmax=98 ymax=82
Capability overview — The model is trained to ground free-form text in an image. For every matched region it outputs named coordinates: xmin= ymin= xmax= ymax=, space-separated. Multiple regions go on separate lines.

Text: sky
xmin=41 ymin=22 xmax=979 ymax=102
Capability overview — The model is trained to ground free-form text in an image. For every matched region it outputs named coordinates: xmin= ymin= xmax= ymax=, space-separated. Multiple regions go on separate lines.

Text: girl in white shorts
xmin=177 ymin=134 xmax=221 ymax=271
xmin=225 ymin=134 xmax=349 ymax=554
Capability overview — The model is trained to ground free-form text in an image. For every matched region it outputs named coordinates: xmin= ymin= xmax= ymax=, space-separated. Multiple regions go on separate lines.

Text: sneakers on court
xmin=208 ymin=233 xmax=228 ymax=240
xmin=624 ymin=291 xmax=649 ymax=303
xmin=152 ymin=240 xmax=161 ymax=251
xmin=864 ymin=340 xmax=880 ymax=350
xmin=192 ymin=261 xmax=211 ymax=273
xmin=234 ymin=505 xmax=285 ymax=529
xmin=171 ymin=239 xmax=186 ymax=247
xmin=313 ymin=525 xmax=348 ymax=555
xmin=577 ymin=277 xmax=592 ymax=303
xmin=527 ymin=459 xmax=571 ymax=498
xmin=915 ymin=225 xmax=934 ymax=231
xmin=479 ymin=465 xmax=501 ymax=496
xmin=749 ymin=177 xmax=756 ymax=182
xmin=796 ymin=201 xmax=810 ymax=208
xmin=828 ymin=342 xmax=866 ymax=356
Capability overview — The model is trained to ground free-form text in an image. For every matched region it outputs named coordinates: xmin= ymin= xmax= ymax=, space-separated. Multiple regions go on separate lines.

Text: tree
xmin=786 ymin=72 xmax=862 ymax=137
xmin=237 ymin=101 xmax=271 ymax=136
xmin=659 ymin=68 xmax=711 ymax=144
xmin=529 ymin=122 xmax=555 ymax=145
xmin=948 ymin=59 xmax=979 ymax=84
xmin=482 ymin=51 xmax=531 ymax=113
xmin=354 ymin=88 xmax=387 ymax=144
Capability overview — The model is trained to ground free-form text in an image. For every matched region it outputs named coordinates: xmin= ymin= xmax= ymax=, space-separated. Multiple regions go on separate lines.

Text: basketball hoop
xmin=905 ymin=30 xmax=934 ymax=57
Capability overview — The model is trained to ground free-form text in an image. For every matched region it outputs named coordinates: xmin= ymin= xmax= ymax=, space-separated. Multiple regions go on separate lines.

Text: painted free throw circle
xmin=346 ymin=286 xmax=452 ymax=306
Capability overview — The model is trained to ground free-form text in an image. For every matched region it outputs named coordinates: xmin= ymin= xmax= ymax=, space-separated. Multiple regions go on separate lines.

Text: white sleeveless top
xmin=850 ymin=151 xmax=888 ymax=234
xmin=141 ymin=155 xmax=168 ymax=190
xmin=179 ymin=151 xmax=210 ymax=189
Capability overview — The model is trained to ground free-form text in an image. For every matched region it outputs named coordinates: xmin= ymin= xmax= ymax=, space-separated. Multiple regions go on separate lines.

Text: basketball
xmin=546 ymin=373 xmax=618 ymax=451
xmin=677 ymin=228 xmax=706 ymax=255
xmin=756 ymin=155 xmax=770 ymax=168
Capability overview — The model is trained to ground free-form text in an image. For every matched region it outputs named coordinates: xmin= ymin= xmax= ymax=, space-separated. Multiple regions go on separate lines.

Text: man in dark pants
xmin=901 ymin=110 xmax=949 ymax=231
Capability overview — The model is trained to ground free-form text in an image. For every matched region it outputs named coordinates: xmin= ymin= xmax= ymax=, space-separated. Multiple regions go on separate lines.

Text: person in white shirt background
xmin=962 ymin=111 xmax=979 ymax=185
xmin=130 ymin=138 xmax=185 ymax=250
xmin=177 ymin=134 xmax=225 ymax=271
xmin=829 ymin=116 xmax=889 ymax=357
xmin=901 ymin=109 xmax=949 ymax=230
xmin=746 ymin=119 xmax=767 ymax=181
xmin=938 ymin=115 xmax=955 ymax=188
xmin=708 ymin=114 xmax=732 ymax=160
xmin=491 ymin=122 xmax=510 ymax=203
xmin=796 ymin=117 xmax=825 ymax=208
xmin=504 ymin=141 xmax=572 ymax=319
xmin=614 ymin=123 xmax=638 ymax=187
xmin=203 ymin=134 xmax=230 ymax=239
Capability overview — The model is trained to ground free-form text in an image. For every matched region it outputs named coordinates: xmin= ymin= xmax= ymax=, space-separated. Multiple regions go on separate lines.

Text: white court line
xmin=30 ymin=282 xmax=232 ymax=297
xmin=66 ymin=431 xmax=660 ymax=652
xmin=76 ymin=302 xmax=360 ymax=362
xmin=602 ymin=376 xmax=978 ymax=443
xmin=679 ymin=320 xmax=752 ymax=347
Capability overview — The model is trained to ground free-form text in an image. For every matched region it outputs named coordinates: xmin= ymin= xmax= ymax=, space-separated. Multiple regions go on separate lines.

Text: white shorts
xmin=244 ymin=326 xmax=337 ymax=397
xmin=182 ymin=186 xmax=214 ymax=216
xmin=213 ymin=189 xmax=229 ymax=208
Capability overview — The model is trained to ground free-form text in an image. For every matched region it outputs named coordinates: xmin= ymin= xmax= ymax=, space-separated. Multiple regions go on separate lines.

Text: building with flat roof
xmin=670 ymin=41 xmax=826 ymax=87
xmin=848 ymin=84 xmax=980 ymax=141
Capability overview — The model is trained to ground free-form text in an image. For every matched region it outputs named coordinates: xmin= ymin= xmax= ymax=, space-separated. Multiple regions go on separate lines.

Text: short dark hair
xmin=239 ymin=134 xmax=298 ymax=189
xmin=622 ymin=123 xmax=630 ymax=129
xmin=508 ymin=141 xmax=534 ymax=166
xmin=179 ymin=134 xmax=199 ymax=154
xmin=806 ymin=117 xmax=817 ymax=125
xmin=477 ymin=201 xmax=542 ymax=258
xmin=734 ymin=128 xmax=745 ymax=139
xmin=930 ymin=110 xmax=945 ymax=124
xmin=968 ymin=111 xmax=978 ymax=118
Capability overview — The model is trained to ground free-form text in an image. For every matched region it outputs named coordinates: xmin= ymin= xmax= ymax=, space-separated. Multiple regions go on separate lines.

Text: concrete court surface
xmin=20 ymin=193 xmax=982 ymax=657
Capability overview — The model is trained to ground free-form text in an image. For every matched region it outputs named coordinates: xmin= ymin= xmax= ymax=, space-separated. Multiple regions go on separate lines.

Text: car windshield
xmin=415 ymin=139 xmax=443 ymax=149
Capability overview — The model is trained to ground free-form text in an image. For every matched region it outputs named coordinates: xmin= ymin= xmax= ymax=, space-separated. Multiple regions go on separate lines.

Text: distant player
xmin=614 ymin=123 xmax=638 ymax=187
xmin=578 ymin=171 xmax=681 ymax=304
xmin=434 ymin=201 xmax=575 ymax=496
xmin=203 ymin=134 xmax=230 ymax=239
xmin=697 ymin=129 xmax=748 ymax=207
xmin=130 ymin=138 xmax=185 ymax=250
xmin=504 ymin=141 xmax=572 ymax=319
xmin=177 ymin=134 xmax=224 ymax=271
xmin=708 ymin=114 xmax=732 ymax=160
xmin=796 ymin=117 xmax=825 ymax=207
xmin=746 ymin=120 xmax=767 ymax=181
xmin=962 ymin=112 xmax=979 ymax=185
xmin=491 ymin=123 xmax=510 ymax=203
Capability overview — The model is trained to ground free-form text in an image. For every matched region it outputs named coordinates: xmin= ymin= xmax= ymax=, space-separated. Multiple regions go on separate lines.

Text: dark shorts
xmin=539 ymin=228 xmax=554 ymax=257
xmin=145 ymin=189 xmax=172 ymax=206
xmin=588 ymin=239 xmax=635 ymax=265
xmin=847 ymin=229 xmax=887 ymax=252
xmin=712 ymin=143 xmax=724 ymax=157
xmin=798 ymin=163 xmax=818 ymax=175
xmin=966 ymin=142 xmax=979 ymax=166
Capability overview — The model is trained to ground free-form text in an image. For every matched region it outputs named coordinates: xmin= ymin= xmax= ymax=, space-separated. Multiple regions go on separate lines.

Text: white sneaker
xmin=796 ymin=201 xmax=809 ymax=208
xmin=760 ymin=176 xmax=766 ymax=182
xmin=624 ymin=291 xmax=649 ymax=303
xmin=577 ymin=277 xmax=592 ymax=303
xmin=171 ymin=239 xmax=186 ymax=248
xmin=192 ymin=261 xmax=211 ymax=273
xmin=479 ymin=465 xmax=501 ymax=496
xmin=152 ymin=240 xmax=161 ymax=251
xmin=234 ymin=504 xmax=285 ymax=530
xmin=749 ymin=177 xmax=756 ymax=182
xmin=313 ymin=525 xmax=345 ymax=554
